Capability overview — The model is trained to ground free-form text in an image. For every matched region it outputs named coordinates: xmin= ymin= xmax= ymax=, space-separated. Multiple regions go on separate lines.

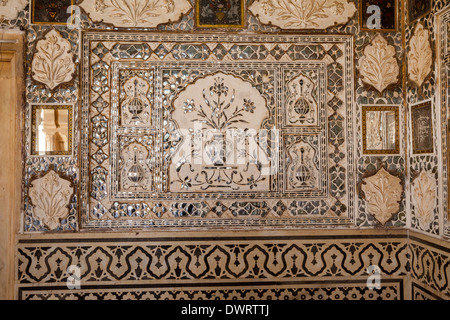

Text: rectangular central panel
xmin=81 ymin=32 xmax=355 ymax=228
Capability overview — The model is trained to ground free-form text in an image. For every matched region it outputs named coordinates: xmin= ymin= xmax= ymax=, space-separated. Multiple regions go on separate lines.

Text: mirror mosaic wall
xmin=1 ymin=0 xmax=450 ymax=300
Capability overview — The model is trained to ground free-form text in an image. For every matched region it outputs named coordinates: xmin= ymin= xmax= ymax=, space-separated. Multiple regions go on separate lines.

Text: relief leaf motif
xmin=408 ymin=23 xmax=433 ymax=88
xmin=80 ymin=0 xmax=191 ymax=28
xmin=358 ymin=34 xmax=399 ymax=93
xmin=31 ymin=29 xmax=75 ymax=90
xmin=361 ymin=167 xmax=402 ymax=226
xmin=29 ymin=170 xmax=73 ymax=230
xmin=249 ymin=0 xmax=357 ymax=29
xmin=412 ymin=170 xmax=436 ymax=230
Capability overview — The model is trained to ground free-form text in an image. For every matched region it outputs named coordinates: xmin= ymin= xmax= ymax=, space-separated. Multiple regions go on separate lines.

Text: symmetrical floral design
xmin=361 ymin=167 xmax=402 ymax=225
xmin=408 ymin=23 xmax=433 ymax=88
xmin=31 ymin=29 xmax=76 ymax=90
xmin=286 ymin=141 xmax=318 ymax=190
xmin=171 ymin=73 xmax=271 ymax=192
xmin=412 ymin=171 xmax=436 ymax=230
xmin=358 ymin=34 xmax=399 ymax=93
xmin=80 ymin=0 xmax=192 ymax=27
xmin=248 ymin=0 xmax=357 ymax=29
xmin=28 ymin=170 xmax=73 ymax=230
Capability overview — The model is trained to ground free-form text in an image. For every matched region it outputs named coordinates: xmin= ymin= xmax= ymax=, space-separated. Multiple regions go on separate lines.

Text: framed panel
xmin=408 ymin=0 xmax=431 ymax=23
xmin=411 ymin=101 xmax=433 ymax=154
xmin=195 ymin=0 xmax=245 ymax=28
xmin=80 ymin=32 xmax=355 ymax=229
xmin=30 ymin=104 xmax=73 ymax=156
xmin=362 ymin=105 xmax=400 ymax=155
xmin=360 ymin=0 xmax=398 ymax=32
xmin=31 ymin=0 xmax=75 ymax=25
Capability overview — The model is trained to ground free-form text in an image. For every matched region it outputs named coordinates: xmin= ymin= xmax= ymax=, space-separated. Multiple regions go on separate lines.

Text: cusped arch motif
xmin=170 ymin=72 xmax=273 ymax=192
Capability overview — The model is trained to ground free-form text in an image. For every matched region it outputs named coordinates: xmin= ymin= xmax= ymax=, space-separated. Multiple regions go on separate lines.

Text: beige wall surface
xmin=0 ymin=31 xmax=23 ymax=300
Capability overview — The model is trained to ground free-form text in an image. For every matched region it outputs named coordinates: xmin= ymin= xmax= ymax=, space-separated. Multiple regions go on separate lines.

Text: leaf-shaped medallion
xmin=358 ymin=34 xmax=400 ymax=93
xmin=408 ymin=23 xmax=433 ymax=88
xmin=361 ymin=167 xmax=402 ymax=226
xmin=412 ymin=170 xmax=436 ymax=230
xmin=29 ymin=170 xmax=73 ymax=230
xmin=31 ymin=29 xmax=75 ymax=90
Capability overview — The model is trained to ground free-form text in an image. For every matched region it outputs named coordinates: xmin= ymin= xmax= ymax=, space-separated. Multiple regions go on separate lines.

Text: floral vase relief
xmin=248 ymin=0 xmax=357 ymax=29
xmin=361 ymin=167 xmax=402 ymax=225
xmin=29 ymin=170 xmax=73 ymax=230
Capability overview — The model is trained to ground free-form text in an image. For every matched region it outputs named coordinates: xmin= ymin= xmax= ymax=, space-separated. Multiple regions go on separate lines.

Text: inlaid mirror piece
xmin=362 ymin=106 xmax=399 ymax=155
xmin=411 ymin=101 xmax=433 ymax=154
xmin=31 ymin=0 xmax=74 ymax=24
xmin=31 ymin=104 xmax=73 ymax=156
xmin=359 ymin=0 xmax=397 ymax=31
xmin=81 ymin=32 xmax=355 ymax=229
xmin=196 ymin=0 xmax=245 ymax=28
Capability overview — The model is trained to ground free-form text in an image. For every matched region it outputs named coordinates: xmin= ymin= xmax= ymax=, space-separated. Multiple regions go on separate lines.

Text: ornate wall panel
xmin=3 ymin=0 xmax=450 ymax=301
xmin=406 ymin=0 xmax=450 ymax=237
xmin=80 ymin=32 xmax=355 ymax=229
xmin=16 ymin=230 xmax=409 ymax=300
xmin=409 ymin=232 xmax=450 ymax=299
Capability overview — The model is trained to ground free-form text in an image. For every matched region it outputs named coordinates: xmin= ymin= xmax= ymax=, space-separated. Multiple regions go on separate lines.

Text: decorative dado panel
xmin=410 ymin=233 xmax=450 ymax=299
xmin=16 ymin=230 xmax=409 ymax=300
xmin=81 ymin=32 xmax=355 ymax=229
xmin=17 ymin=230 xmax=450 ymax=300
